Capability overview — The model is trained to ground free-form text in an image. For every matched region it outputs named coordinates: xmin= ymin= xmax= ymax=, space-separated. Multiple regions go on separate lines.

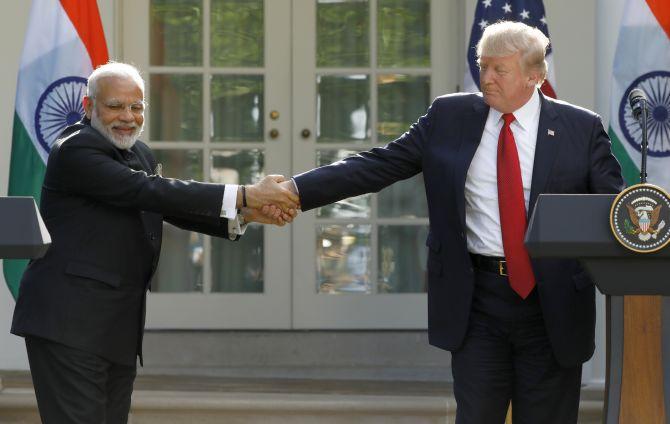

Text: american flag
xmin=464 ymin=0 xmax=556 ymax=98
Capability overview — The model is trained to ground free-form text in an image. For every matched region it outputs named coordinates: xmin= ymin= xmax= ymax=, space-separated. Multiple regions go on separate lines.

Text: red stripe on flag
xmin=540 ymin=80 xmax=556 ymax=99
xmin=59 ymin=0 xmax=109 ymax=68
xmin=646 ymin=0 xmax=670 ymax=39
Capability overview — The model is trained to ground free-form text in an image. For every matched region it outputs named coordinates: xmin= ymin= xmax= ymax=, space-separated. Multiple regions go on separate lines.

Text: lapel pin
xmin=547 ymin=129 xmax=555 ymax=136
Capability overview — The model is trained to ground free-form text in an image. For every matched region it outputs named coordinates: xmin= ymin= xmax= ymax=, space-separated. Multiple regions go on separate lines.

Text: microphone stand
xmin=639 ymin=101 xmax=648 ymax=184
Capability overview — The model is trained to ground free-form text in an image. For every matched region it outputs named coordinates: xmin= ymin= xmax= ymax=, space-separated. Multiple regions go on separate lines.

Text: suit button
xmin=150 ymin=233 xmax=157 ymax=240
xmin=460 ymin=232 xmax=465 ymax=238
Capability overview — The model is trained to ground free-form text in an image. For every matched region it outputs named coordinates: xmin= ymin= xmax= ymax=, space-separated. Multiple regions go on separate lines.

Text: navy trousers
xmin=451 ymin=269 xmax=582 ymax=424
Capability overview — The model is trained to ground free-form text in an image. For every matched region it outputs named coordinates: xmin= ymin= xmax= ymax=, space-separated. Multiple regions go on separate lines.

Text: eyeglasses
xmin=96 ymin=99 xmax=146 ymax=115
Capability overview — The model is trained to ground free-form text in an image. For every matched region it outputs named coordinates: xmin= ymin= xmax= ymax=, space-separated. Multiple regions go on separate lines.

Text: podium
xmin=0 ymin=196 xmax=51 ymax=392
xmin=526 ymin=194 xmax=670 ymax=424
xmin=0 ymin=197 xmax=51 ymax=259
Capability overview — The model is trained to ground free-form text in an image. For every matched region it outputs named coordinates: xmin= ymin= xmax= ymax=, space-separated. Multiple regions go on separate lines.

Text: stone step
xmin=0 ymin=373 xmax=604 ymax=424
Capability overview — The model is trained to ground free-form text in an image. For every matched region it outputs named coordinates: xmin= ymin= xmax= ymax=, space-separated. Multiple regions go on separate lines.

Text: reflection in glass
xmin=211 ymin=0 xmax=264 ymax=67
xmin=150 ymin=74 xmax=203 ymax=141
xmin=211 ymin=75 xmax=264 ymax=142
xmin=153 ymin=223 xmax=204 ymax=292
xmin=377 ymin=74 xmax=430 ymax=142
xmin=317 ymin=75 xmax=370 ymax=143
xmin=210 ymin=149 xmax=264 ymax=185
xmin=210 ymin=149 xmax=265 ymax=293
xmin=378 ymin=225 xmax=428 ymax=293
xmin=150 ymin=0 xmax=203 ymax=66
xmin=317 ymin=0 xmax=369 ymax=67
xmin=212 ymin=225 xmax=263 ymax=292
xmin=317 ymin=224 xmax=372 ymax=294
xmin=153 ymin=149 xmax=203 ymax=180
xmin=315 ymin=150 xmax=370 ymax=218
xmin=378 ymin=174 xmax=428 ymax=218
xmin=377 ymin=0 xmax=430 ymax=67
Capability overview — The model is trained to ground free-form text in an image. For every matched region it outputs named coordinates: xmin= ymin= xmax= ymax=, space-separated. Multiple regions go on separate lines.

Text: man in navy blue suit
xmin=283 ymin=21 xmax=623 ymax=423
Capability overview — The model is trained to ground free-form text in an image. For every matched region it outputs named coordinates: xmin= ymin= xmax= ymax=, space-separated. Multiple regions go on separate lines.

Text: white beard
xmin=91 ymin=109 xmax=143 ymax=150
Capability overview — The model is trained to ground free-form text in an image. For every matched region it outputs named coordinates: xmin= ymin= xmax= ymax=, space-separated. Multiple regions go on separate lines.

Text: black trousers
xmin=451 ymin=270 xmax=582 ymax=424
xmin=25 ymin=336 xmax=137 ymax=424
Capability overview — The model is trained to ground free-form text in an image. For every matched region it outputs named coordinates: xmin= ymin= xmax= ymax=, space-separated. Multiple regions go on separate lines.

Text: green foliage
xmin=377 ymin=0 xmax=430 ymax=67
xmin=211 ymin=0 xmax=264 ymax=67
xmin=624 ymin=218 xmax=636 ymax=235
xmin=317 ymin=1 xmax=370 ymax=67
xmin=150 ymin=0 xmax=203 ymax=66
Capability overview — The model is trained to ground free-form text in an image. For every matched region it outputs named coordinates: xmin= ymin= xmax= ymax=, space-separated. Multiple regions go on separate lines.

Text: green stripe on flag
xmin=3 ymin=113 xmax=46 ymax=299
xmin=608 ymin=127 xmax=639 ymax=188
xmin=8 ymin=113 xmax=46 ymax=198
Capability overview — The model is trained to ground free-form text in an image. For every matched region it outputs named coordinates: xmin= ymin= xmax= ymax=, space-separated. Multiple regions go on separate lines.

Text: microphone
xmin=628 ymin=88 xmax=648 ymax=121
xmin=628 ymin=88 xmax=649 ymax=183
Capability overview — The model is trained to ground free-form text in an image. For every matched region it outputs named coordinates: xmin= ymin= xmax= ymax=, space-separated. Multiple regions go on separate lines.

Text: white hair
xmin=87 ymin=62 xmax=145 ymax=98
xmin=476 ymin=21 xmax=550 ymax=83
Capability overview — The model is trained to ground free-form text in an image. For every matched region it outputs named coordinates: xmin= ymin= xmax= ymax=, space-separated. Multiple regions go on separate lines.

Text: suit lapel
xmin=455 ymin=98 xmax=489 ymax=228
xmin=528 ymin=92 xmax=560 ymax=219
xmin=129 ymin=145 xmax=148 ymax=172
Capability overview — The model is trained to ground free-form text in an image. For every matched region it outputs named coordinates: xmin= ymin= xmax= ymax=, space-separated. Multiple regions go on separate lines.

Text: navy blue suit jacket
xmin=295 ymin=92 xmax=623 ymax=367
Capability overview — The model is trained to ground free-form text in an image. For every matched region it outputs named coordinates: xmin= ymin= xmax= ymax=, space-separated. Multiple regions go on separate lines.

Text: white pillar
xmin=581 ymin=0 xmax=627 ymax=387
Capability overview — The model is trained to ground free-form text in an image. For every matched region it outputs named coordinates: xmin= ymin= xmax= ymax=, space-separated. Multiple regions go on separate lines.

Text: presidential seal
xmin=610 ymin=184 xmax=670 ymax=253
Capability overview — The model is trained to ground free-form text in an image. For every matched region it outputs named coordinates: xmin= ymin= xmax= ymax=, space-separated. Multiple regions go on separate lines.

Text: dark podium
xmin=0 ymin=197 xmax=51 ymax=259
xmin=526 ymin=194 xmax=670 ymax=424
xmin=0 ymin=196 xmax=51 ymax=392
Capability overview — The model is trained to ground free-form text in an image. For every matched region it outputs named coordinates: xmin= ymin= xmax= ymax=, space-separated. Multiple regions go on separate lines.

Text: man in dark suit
xmin=283 ymin=22 xmax=623 ymax=423
xmin=11 ymin=62 xmax=298 ymax=424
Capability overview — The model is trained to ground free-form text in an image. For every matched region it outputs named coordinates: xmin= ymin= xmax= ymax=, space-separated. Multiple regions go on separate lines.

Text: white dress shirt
xmin=221 ymin=184 xmax=247 ymax=239
xmin=465 ymin=90 xmax=541 ymax=257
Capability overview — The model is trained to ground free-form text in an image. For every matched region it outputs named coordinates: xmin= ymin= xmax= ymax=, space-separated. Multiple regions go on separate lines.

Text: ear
xmin=83 ymin=96 xmax=94 ymax=119
xmin=526 ymin=69 xmax=541 ymax=88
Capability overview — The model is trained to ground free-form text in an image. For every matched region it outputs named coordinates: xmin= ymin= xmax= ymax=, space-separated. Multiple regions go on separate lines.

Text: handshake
xmin=237 ymin=175 xmax=301 ymax=226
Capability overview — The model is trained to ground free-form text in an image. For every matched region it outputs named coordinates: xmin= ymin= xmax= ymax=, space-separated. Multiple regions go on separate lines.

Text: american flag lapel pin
xmin=547 ymin=129 xmax=555 ymax=136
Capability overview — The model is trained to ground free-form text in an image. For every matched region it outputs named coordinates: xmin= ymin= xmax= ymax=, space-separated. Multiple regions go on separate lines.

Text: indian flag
xmin=3 ymin=0 xmax=108 ymax=299
xmin=609 ymin=0 xmax=670 ymax=189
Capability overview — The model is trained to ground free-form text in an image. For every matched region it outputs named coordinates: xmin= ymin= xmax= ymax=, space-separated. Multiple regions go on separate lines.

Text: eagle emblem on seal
xmin=625 ymin=204 xmax=665 ymax=240
xmin=611 ymin=184 xmax=670 ymax=253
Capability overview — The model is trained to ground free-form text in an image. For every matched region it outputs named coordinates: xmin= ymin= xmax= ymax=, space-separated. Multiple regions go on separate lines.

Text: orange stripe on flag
xmin=646 ymin=0 xmax=670 ymax=39
xmin=59 ymin=0 xmax=109 ymax=68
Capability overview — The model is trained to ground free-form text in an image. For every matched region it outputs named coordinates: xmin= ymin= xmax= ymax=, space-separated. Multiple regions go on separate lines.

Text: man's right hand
xmin=240 ymin=175 xmax=300 ymax=213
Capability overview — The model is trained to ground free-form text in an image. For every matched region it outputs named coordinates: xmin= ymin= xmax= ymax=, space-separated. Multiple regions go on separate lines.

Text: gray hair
xmin=86 ymin=62 xmax=145 ymax=98
xmin=476 ymin=21 xmax=549 ymax=83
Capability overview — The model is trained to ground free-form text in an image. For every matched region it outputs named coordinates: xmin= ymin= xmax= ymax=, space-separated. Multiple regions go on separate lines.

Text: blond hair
xmin=476 ymin=21 xmax=549 ymax=85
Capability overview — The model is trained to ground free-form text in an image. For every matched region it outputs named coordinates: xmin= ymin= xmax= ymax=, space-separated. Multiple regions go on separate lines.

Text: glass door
xmin=291 ymin=0 xmax=458 ymax=328
xmin=122 ymin=0 xmax=461 ymax=330
xmin=123 ymin=0 xmax=293 ymax=328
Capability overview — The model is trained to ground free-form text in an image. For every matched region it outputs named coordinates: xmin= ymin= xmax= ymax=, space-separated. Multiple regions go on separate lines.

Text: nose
xmin=480 ymin=68 xmax=493 ymax=85
xmin=118 ymin=107 xmax=134 ymax=122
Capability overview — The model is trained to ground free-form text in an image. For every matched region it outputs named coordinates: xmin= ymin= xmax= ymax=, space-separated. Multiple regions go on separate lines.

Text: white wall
xmin=0 ymin=0 xmax=116 ymax=371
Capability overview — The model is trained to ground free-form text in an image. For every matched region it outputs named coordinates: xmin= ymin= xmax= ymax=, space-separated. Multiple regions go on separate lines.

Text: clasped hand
xmin=240 ymin=175 xmax=300 ymax=226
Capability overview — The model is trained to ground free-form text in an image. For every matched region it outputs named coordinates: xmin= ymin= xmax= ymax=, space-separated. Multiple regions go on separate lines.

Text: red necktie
xmin=497 ymin=113 xmax=535 ymax=298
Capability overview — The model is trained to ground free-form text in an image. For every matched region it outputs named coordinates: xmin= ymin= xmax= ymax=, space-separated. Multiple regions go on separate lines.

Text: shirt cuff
xmin=291 ymin=178 xmax=300 ymax=195
xmin=221 ymin=184 xmax=239 ymax=218
xmin=227 ymin=213 xmax=248 ymax=239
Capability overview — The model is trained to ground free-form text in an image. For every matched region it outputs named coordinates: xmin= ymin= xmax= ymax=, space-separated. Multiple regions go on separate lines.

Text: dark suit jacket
xmin=12 ymin=120 xmax=235 ymax=366
xmin=294 ymin=92 xmax=624 ymax=367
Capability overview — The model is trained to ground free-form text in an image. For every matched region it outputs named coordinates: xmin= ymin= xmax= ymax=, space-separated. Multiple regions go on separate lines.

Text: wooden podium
xmin=526 ymin=194 xmax=670 ymax=423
